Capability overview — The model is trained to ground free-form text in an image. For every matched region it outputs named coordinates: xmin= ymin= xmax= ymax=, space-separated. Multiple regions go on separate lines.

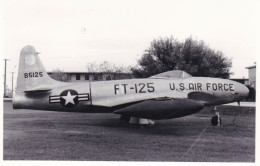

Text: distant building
xmin=47 ymin=71 xmax=133 ymax=82
xmin=230 ymin=78 xmax=249 ymax=85
xmin=245 ymin=65 xmax=256 ymax=88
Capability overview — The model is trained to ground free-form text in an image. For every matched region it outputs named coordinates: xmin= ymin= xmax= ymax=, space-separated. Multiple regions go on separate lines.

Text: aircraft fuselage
xmin=13 ymin=76 xmax=248 ymax=113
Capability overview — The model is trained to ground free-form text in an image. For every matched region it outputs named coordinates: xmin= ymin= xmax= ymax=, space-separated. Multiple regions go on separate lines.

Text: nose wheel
xmin=211 ymin=107 xmax=221 ymax=126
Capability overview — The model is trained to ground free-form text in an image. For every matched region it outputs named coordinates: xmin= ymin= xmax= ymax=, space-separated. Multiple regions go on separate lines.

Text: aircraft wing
xmin=113 ymin=98 xmax=204 ymax=120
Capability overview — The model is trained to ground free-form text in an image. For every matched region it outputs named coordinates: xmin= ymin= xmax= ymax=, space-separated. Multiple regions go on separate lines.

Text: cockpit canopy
xmin=150 ymin=70 xmax=192 ymax=79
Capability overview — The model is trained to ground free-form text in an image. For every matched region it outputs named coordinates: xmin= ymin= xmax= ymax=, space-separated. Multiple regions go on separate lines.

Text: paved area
xmin=224 ymin=102 xmax=255 ymax=107
xmin=3 ymin=102 xmax=255 ymax=161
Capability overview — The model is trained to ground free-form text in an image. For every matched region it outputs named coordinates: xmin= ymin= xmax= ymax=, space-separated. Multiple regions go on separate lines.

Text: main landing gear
xmin=129 ymin=117 xmax=155 ymax=126
xmin=211 ymin=106 xmax=221 ymax=126
xmin=120 ymin=115 xmax=155 ymax=126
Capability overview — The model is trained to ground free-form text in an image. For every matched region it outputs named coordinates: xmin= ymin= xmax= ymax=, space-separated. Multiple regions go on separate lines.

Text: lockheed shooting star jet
xmin=13 ymin=45 xmax=249 ymax=126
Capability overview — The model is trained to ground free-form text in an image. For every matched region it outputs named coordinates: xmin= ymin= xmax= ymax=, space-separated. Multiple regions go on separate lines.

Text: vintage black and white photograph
xmin=1 ymin=0 xmax=258 ymax=165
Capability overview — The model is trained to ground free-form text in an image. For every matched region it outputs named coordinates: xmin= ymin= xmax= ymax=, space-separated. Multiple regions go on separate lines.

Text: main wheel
xmin=211 ymin=116 xmax=222 ymax=126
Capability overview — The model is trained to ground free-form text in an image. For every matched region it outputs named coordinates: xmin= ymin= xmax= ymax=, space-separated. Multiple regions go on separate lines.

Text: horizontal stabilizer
xmin=23 ymin=84 xmax=53 ymax=92
xmin=24 ymin=89 xmax=51 ymax=93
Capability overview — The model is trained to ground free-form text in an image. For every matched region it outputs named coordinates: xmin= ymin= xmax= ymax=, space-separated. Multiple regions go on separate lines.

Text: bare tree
xmin=86 ymin=61 xmax=132 ymax=73
xmin=49 ymin=69 xmax=71 ymax=82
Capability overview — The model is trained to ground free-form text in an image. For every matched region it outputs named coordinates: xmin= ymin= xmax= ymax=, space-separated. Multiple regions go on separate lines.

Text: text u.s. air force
xmin=114 ymin=82 xmax=235 ymax=95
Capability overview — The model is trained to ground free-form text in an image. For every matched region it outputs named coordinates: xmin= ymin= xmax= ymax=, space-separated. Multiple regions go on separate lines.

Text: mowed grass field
xmin=3 ymin=102 xmax=255 ymax=162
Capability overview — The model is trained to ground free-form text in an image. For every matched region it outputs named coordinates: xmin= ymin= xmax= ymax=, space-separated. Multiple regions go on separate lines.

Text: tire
xmin=211 ymin=116 xmax=221 ymax=126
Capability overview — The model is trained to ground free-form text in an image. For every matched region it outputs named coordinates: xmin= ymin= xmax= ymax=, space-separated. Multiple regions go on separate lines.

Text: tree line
xmin=50 ymin=36 xmax=232 ymax=81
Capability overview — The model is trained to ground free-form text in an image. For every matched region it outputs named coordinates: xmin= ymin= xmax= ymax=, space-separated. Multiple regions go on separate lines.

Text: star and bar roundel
xmin=49 ymin=89 xmax=90 ymax=108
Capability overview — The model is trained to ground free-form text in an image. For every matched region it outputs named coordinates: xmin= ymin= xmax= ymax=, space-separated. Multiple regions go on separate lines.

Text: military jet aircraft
xmin=13 ymin=45 xmax=249 ymax=126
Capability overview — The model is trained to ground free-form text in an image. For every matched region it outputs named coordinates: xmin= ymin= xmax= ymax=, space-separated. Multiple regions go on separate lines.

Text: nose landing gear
xmin=211 ymin=107 xmax=221 ymax=126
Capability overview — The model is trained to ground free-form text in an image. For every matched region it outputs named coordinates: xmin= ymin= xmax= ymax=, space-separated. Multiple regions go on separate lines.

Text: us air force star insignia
xmin=49 ymin=89 xmax=90 ymax=108
xmin=60 ymin=89 xmax=79 ymax=108
xmin=61 ymin=91 xmax=77 ymax=106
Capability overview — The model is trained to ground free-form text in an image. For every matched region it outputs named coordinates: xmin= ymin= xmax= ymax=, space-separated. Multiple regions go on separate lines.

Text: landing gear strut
xmin=211 ymin=107 xmax=221 ymax=126
xmin=120 ymin=115 xmax=155 ymax=126
xmin=129 ymin=117 xmax=155 ymax=125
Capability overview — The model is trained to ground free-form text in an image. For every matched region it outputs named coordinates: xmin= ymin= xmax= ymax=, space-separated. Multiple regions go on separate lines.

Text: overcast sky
xmin=2 ymin=0 xmax=258 ymax=88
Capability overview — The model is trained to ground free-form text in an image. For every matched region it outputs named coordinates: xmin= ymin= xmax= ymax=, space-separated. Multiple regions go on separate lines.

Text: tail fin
xmin=16 ymin=45 xmax=56 ymax=92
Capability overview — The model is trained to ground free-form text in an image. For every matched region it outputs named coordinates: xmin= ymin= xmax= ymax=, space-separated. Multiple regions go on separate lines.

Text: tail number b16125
xmin=24 ymin=72 xmax=43 ymax=78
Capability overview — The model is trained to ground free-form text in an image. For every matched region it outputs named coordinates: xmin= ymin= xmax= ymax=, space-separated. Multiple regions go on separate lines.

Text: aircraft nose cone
xmin=244 ymin=85 xmax=250 ymax=98
xmin=237 ymin=83 xmax=250 ymax=100
xmin=241 ymin=84 xmax=249 ymax=96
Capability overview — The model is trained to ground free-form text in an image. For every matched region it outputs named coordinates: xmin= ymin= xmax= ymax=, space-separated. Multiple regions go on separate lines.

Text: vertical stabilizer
xmin=16 ymin=45 xmax=56 ymax=92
